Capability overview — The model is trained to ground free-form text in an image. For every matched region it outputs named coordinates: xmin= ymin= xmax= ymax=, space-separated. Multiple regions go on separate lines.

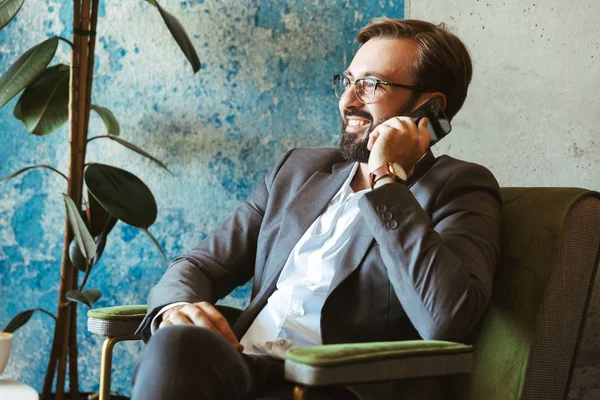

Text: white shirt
xmin=240 ymin=162 xmax=368 ymax=358
xmin=152 ymin=162 xmax=368 ymax=360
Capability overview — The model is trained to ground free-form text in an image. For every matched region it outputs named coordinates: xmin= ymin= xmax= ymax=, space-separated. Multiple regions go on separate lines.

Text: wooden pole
xmin=41 ymin=0 xmax=90 ymax=397
xmin=55 ymin=0 xmax=92 ymax=397
xmin=68 ymin=0 xmax=100 ymax=396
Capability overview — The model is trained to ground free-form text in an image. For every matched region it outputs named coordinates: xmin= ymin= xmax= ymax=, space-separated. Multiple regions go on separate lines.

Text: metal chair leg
xmin=99 ymin=335 xmax=140 ymax=400
xmin=293 ymin=384 xmax=306 ymax=400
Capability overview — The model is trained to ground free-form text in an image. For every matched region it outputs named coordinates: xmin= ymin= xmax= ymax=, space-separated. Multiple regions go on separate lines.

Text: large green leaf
xmin=83 ymin=289 xmax=102 ymax=304
xmin=89 ymin=189 xmax=111 ymax=237
xmin=68 ymin=237 xmax=87 ymax=272
xmin=0 ymin=0 xmax=25 ymax=31
xmin=85 ymin=163 xmax=157 ymax=229
xmin=66 ymin=289 xmax=102 ymax=308
xmin=91 ymin=105 xmax=120 ymax=136
xmin=68 ymin=216 xmax=117 ymax=271
xmin=13 ymin=63 xmax=69 ymax=136
xmin=63 ymin=194 xmax=96 ymax=263
xmin=0 ymin=36 xmax=58 ymax=109
xmin=145 ymin=0 xmax=200 ymax=73
xmin=3 ymin=308 xmax=56 ymax=333
xmin=90 ymin=135 xmax=171 ymax=174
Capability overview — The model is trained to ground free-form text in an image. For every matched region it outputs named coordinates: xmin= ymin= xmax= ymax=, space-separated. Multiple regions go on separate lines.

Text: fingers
xmin=368 ymin=125 xmax=390 ymax=150
xmin=158 ymin=302 xmax=244 ymax=352
xmin=417 ymin=117 xmax=431 ymax=151
xmin=196 ymin=302 xmax=244 ymax=351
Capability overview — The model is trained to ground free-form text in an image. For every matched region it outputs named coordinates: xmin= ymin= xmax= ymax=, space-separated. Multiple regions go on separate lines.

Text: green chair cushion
xmin=87 ymin=305 xmax=147 ymax=321
xmin=285 ymin=340 xmax=472 ymax=366
xmin=284 ymin=341 xmax=473 ymax=386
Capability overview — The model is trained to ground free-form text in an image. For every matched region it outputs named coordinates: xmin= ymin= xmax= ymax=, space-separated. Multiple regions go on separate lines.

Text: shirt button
xmin=387 ymin=220 xmax=398 ymax=230
xmin=382 ymin=211 xmax=393 ymax=221
xmin=278 ymin=339 xmax=287 ymax=345
xmin=376 ymin=204 xmax=387 ymax=212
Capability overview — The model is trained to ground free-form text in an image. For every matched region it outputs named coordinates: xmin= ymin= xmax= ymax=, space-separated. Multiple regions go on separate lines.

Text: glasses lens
xmin=333 ymin=75 xmax=349 ymax=99
xmin=355 ymin=78 xmax=376 ymax=103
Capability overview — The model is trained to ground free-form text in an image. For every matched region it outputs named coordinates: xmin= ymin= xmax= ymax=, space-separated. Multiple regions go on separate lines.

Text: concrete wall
xmin=0 ymin=0 xmax=405 ymax=395
xmin=407 ymin=0 xmax=599 ymax=190
xmin=406 ymin=1 xmax=599 ymax=398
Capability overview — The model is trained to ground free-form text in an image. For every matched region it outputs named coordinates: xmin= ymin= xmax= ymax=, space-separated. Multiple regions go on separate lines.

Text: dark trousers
xmin=131 ymin=325 xmax=448 ymax=400
xmin=131 ymin=325 xmax=338 ymax=400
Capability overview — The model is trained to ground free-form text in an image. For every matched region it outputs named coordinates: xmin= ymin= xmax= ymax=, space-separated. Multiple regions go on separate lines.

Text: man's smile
xmin=347 ymin=119 xmax=369 ymax=127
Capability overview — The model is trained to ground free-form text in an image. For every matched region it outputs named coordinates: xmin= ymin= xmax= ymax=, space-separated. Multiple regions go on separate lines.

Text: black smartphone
xmin=409 ymin=98 xmax=452 ymax=147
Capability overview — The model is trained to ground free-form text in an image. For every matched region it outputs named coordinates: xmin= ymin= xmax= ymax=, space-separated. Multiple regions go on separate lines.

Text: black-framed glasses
xmin=333 ymin=74 xmax=433 ymax=104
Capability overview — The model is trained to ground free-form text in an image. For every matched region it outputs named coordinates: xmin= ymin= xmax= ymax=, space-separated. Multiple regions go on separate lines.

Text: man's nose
xmin=339 ymin=85 xmax=362 ymax=109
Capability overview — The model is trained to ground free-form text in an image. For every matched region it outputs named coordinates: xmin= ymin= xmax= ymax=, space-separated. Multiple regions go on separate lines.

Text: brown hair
xmin=357 ymin=18 xmax=472 ymax=121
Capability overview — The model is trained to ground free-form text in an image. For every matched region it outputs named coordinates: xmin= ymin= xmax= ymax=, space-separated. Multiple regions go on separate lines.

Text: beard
xmin=338 ymin=96 xmax=420 ymax=163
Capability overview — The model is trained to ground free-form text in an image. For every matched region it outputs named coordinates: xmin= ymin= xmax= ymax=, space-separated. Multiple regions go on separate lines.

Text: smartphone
xmin=409 ymin=98 xmax=452 ymax=147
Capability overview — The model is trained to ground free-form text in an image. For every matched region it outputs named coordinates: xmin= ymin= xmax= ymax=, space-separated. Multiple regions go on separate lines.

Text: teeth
xmin=348 ymin=120 xmax=368 ymax=127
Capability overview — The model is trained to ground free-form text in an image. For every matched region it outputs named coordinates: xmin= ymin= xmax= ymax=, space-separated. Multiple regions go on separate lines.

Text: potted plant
xmin=0 ymin=0 xmax=200 ymax=398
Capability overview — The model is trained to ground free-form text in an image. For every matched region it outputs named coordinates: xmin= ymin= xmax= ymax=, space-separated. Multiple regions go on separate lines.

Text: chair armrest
xmin=284 ymin=340 xmax=473 ymax=386
xmin=87 ymin=304 xmax=242 ymax=338
xmin=87 ymin=305 xmax=147 ymax=338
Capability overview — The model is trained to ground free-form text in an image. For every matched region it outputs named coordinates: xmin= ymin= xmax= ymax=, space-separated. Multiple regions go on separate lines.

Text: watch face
xmin=391 ymin=162 xmax=408 ymax=181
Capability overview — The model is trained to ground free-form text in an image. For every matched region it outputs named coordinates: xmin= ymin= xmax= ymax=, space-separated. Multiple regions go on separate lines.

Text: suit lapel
xmin=259 ymin=161 xmax=356 ymax=288
xmin=234 ymin=161 xmax=355 ymax=336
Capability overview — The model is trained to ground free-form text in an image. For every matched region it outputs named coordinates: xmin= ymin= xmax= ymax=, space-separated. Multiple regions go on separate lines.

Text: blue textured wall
xmin=0 ymin=0 xmax=404 ymax=395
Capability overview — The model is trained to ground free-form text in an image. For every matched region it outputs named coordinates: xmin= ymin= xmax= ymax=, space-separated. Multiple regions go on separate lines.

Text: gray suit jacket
xmin=140 ymin=147 xmax=502 ymax=346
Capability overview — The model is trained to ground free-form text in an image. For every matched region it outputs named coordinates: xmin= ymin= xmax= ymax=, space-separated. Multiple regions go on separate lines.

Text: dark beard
xmin=338 ymin=110 xmax=373 ymax=163
xmin=338 ymin=96 xmax=420 ymax=163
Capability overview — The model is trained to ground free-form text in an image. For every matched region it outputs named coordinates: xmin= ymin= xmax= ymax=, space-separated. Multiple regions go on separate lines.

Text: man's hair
xmin=357 ymin=18 xmax=472 ymax=121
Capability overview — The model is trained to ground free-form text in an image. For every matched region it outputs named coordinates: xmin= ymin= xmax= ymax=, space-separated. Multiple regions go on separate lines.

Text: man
xmin=132 ymin=18 xmax=502 ymax=400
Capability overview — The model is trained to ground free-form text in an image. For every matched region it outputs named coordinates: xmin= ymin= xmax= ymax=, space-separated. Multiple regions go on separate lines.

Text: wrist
xmin=369 ymin=162 xmax=408 ymax=189
xmin=373 ymin=176 xmax=396 ymax=188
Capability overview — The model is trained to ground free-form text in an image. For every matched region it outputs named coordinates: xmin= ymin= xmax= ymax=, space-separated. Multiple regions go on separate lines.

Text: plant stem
xmin=58 ymin=0 xmax=93 ymax=396
xmin=70 ymin=0 xmax=100 ymax=395
xmin=42 ymin=0 xmax=87 ymax=398
xmin=58 ymin=36 xmax=74 ymax=48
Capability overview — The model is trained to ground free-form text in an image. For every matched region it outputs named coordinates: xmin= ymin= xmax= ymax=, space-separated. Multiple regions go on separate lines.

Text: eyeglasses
xmin=333 ymin=74 xmax=433 ymax=104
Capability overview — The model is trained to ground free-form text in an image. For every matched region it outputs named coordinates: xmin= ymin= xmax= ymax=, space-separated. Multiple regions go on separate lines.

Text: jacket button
xmin=376 ymin=204 xmax=387 ymax=212
xmin=387 ymin=220 xmax=398 ymax=230
xmin=382 ymin=211 xmax=392 ymax=221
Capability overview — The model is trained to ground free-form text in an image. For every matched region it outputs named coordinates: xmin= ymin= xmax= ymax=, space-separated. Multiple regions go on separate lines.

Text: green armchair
xmin=87 ymin=187 xmax=600 ymax=400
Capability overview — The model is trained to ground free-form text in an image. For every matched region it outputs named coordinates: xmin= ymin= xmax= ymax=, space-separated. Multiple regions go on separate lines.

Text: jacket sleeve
xmin=138 ymin=149 xmax=295 ymax=340
xmin=358 ymin=162 xmax=502 ymax=341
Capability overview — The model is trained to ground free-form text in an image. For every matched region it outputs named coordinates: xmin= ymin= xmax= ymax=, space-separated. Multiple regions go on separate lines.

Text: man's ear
xmin=430 ymin=92 xmax=447 ymax=110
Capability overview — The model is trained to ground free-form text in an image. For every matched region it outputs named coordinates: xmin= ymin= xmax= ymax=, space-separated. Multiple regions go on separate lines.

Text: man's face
xmin=338 ymin=37 xmax=423 ymax=163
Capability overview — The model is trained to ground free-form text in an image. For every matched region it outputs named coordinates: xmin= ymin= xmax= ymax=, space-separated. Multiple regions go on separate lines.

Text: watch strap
xmin=369 ymin=163 xmax=407 ymax=190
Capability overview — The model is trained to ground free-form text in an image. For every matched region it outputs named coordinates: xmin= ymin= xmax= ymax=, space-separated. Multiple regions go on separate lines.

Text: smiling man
xmin=132 ymin=18 xmax=502 ymax=400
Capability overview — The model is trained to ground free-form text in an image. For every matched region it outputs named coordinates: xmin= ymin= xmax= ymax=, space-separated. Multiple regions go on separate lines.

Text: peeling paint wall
xmin=0 ymin=0 xmax=405 ymax=395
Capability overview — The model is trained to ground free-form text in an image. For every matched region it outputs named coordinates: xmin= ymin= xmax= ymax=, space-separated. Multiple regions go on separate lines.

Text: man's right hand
xmin=158 ymin=301 xmax=244 ymax=352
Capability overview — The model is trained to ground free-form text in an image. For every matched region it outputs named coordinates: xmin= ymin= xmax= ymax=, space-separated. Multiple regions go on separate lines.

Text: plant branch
xmin=86 ymin=134 xmax=109 ymax=143
xmin=58 ymin=36 xmax=74 ymax=48
xmin=78 ymin=261 xmax=92 ymax=292
xmin=34 ymin=308 xmax=58 ymax=321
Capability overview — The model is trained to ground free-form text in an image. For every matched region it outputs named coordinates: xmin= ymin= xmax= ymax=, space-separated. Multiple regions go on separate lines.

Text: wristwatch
xmin=369 ymin=162 xmax=408 ymax=189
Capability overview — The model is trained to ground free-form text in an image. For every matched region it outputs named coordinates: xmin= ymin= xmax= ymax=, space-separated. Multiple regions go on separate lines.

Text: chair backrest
xmin=459 ymin=187 xmax=600 ymax=400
